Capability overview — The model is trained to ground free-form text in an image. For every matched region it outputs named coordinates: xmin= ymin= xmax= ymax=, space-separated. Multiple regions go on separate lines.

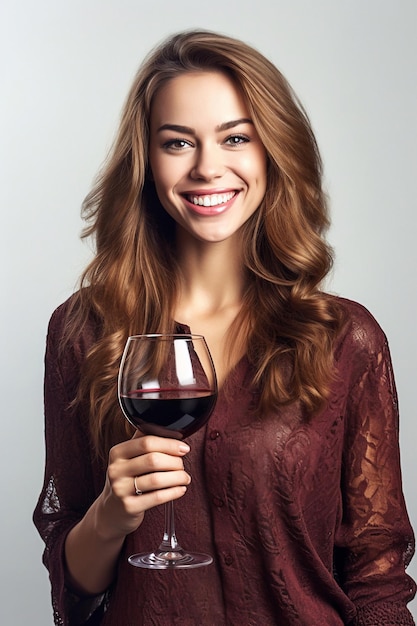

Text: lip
xmin=181 ymin=189 xmax=239 ymax=216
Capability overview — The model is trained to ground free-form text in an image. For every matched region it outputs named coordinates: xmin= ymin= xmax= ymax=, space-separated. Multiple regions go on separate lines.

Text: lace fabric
xmin=354 ymin=602 xmax=415 ymax=625
xmin=33 ymin=296 xmax=416 ymax=625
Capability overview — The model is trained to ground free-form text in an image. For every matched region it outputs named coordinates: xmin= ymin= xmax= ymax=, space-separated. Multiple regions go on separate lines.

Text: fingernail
xmin=179 ymin=443 xmax=190 ymax=453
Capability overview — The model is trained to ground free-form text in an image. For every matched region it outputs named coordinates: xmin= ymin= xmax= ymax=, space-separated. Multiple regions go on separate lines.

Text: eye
xmin=162 ymin=138 xmax=193 ymax=151
xmin=224 ymin=134 xmax=250 ymax=146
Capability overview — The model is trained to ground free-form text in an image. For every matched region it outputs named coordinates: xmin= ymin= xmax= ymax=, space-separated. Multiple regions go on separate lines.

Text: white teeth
xmin=188 ymin=192 xmax=235 ymax=207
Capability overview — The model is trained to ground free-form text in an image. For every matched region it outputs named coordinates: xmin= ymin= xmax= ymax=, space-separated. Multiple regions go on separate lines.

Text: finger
xmin=108 ymin=452 xmax=190 ymax=497
xmin=140 ymin=450 xmax=189 ymax=476
xmin=127 ymin=485 xmax=189 ymax=513
xmin=131 ymin=469 xmax=191 ymax=496
xmin=109 ymin=435 xmax=190 ymax=462
xmin=136 ymin=435 xmax=190 ymax=456
xmin=107 ymin=450 xmax=188 ymax=490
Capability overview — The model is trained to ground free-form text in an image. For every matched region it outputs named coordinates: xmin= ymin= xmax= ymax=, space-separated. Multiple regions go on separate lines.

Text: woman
xmin=34 ymin=30 xmax=415 ymax=625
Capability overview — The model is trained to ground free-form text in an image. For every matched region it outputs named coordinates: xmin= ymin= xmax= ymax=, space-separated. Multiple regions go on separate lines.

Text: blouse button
xmin=224 ymin=553 xmax=234 ymax=566
xmin=213 ymin=496 xmax=224 ymax=508
xmin=209 ymin=430 xmax=221 ymax=440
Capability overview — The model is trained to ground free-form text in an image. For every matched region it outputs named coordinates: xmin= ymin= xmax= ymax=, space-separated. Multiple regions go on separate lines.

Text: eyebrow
xmin=156 ymin=118 xmax=253 ymax=134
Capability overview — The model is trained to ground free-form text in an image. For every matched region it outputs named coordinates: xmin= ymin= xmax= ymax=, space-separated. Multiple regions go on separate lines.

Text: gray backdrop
xmin=1 ymin=1 xmax=416 ymax=623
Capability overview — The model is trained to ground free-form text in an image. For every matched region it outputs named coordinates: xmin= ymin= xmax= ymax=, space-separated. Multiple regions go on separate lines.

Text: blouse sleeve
xmin=33 ymin=304 xmax=108 ymax=626
xmin=335 ymin=310 xmax=416 ymax=625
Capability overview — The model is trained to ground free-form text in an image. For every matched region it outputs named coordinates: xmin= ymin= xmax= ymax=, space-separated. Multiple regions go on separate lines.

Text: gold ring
xmin=134 ymin=476 xmax=143 ymax=496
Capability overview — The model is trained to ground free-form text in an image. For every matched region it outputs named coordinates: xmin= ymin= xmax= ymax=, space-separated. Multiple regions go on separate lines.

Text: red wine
xmin=120 ymin=388 xmax=217 ymax=438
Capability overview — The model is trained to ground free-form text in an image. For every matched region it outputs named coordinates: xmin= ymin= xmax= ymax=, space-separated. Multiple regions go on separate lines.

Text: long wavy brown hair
xmin=66 ymin=30 xmax=345 ymax=458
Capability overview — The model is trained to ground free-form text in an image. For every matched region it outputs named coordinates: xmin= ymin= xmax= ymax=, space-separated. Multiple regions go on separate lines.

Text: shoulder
xmin=47 ymin=291 xmax=102 ymax=362
xmin=47 ymin=293 xmax=76 ymax=335
xmin=329 ymin=295 xmax=389 ymax=363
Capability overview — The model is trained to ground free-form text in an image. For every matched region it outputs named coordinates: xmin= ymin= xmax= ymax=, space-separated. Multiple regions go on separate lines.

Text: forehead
xmin=150 ymin=71 xmax=250 ymax=126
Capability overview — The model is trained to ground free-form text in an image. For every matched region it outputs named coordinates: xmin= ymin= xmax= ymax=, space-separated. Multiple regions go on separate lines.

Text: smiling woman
xmin=33 ymin=29 xmax=415 ymax=626
xmin=149 ymin=71 xmax=267 ymax=242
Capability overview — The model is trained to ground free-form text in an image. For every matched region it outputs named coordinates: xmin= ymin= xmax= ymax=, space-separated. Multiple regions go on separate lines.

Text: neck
xmin=175 ymin=230 xmax=246 ymax=316
xmin=173 ymin=229 xmax=248 ymax=387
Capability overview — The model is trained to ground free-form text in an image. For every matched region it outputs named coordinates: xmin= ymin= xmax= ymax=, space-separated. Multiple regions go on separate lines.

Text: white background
xmin=1 ymin=1 xmax=416 ymax=623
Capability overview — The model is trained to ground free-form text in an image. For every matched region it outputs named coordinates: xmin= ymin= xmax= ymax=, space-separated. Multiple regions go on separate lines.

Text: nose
xmin=190 ymin=143 xmax=225 ymax=181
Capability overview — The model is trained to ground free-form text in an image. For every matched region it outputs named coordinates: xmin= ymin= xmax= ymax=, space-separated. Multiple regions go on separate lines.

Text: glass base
xmin=128 ymin=549 xmax=213 ymax=570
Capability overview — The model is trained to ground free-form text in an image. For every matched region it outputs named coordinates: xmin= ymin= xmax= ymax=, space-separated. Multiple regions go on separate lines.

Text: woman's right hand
xmin=65 ymin=433 xmax=191 ymax=595
xmin=95 ymin=433 xmax=191 ymax=541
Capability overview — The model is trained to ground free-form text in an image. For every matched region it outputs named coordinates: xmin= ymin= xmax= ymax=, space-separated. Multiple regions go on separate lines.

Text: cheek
xmin=151 ymin=167 xmax=172 ymax=197
xmin=240 ymin=150 xmax=267 ymax=185
xmin=151 ymin=170 xmax=182 ymax=214
xmin=256 ymin=148 xmax=268 ymax=179
xmin=150 ymin=157 xmax=183 ymax=196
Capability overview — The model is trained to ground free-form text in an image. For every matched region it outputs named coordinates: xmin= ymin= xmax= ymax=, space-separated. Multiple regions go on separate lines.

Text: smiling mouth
xmin=185 ymin=191 xmax=236 ymax=207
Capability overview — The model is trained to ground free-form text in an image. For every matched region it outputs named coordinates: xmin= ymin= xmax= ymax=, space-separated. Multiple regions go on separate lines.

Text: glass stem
xmin=157 ymin=501 xmax=184 ymax=555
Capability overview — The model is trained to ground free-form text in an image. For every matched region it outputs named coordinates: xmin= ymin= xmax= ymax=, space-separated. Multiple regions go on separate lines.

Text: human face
xmin=149 ymin=71 xmax=267 ymax=245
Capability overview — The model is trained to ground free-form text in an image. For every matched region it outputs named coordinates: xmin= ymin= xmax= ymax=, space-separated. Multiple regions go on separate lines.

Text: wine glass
xmin=118 ymin=333 xmax=218 ymax=569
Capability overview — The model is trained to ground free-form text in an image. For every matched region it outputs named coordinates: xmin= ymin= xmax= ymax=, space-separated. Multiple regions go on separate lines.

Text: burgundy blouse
xmin=33 ymin=296 xmax=416 ymax=625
